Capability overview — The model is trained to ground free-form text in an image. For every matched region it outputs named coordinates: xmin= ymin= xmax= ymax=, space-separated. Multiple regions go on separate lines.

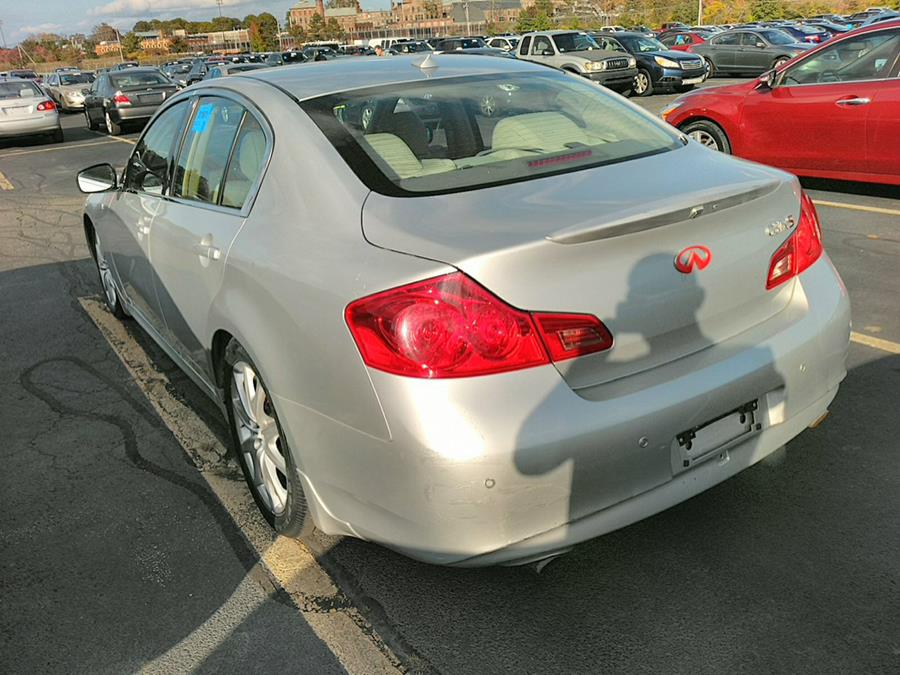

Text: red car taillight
xmin=766 ymin=192 xmax=824 ymax=290
xmin=113 ymin=92 xmax=132 ymax=105
xmin=345 ymin=272 xmax=613 ymax=378
xmin=36 ymin=100 xmax=56 ymax=111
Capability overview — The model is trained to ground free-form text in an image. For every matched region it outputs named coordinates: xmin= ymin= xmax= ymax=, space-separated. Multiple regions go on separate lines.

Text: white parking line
xmin=0 ymin=138 xmax=123 ymax=158
xmin=0 ymin=170 xmax=13 ymax=190
xmin=813 ymin=199 xmax=900 ymax=217
xmin=850 ymin=331 xmax=900 ymax=355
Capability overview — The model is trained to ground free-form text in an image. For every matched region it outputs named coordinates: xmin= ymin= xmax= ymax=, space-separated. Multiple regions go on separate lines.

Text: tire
xmin=223 ymin=340 xmax=313 ymax=538
xmin=680 ymin=119 xmax=732 ymax=154
xmin=633 ymin=69 xmax=654 ymax=97
xmin=85 ymin=108 xmax=99 ymax=130
xmin=104 ymin=109 xmax=122 ymax=136
xmin=91 ymin=229 xmax=128 ymax=319
xmin=706 ymin=58 xmax=717 ymax=78
xmin=675 ymin=84 xmax=695 ymax=93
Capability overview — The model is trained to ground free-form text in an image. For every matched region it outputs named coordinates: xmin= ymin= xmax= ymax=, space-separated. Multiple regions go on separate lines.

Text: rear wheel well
xmin=83 ymin=215 xmax=96 ymax=261
xmin=211 ymin=330 xmax=235 ymax=388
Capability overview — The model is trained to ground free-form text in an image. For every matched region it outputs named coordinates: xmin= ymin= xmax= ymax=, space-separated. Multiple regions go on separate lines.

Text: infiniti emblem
xmin=674 ymin=245 xmax=712 ymax=274
xmin=766 ymin=215 xmax=796 ymax=237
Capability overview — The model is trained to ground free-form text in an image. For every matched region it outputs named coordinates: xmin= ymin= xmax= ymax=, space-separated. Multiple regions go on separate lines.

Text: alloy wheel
xmin=230 ymin=361 xmax=288 ymax=515
xmin=634 ymin=72 xmax=650 ymax=95
xmin=105 ymin=111 xmax=114 ymax=134
xmin=688 ymin=129 xmax=720 ymax=150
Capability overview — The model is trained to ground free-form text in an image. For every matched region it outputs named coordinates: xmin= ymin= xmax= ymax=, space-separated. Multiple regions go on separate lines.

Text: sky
xmin=0 ymin=0 xmax=391 ymax=45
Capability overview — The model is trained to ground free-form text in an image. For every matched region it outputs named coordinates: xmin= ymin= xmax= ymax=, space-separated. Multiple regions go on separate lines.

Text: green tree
xmin=121 ymin=31 xmax=141 ymax=56
xmin=323 ymin=17 xmax=346 ymax=40
xmin=169 ymin=36 xmax=189 ymax=53
xmin=307 ymin=13 xmax=326 ymax=40
xmin=750 ymin=0 xmax=785 ymax=21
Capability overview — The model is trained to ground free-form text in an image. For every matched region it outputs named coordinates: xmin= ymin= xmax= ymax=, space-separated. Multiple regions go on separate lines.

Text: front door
xmin=736 ymin=32 xmax=772 ymax=73
xmin=150 ymin=95 xmax=270 ymax=377
xmin=101 ymin=99 xmax=190 ymax=335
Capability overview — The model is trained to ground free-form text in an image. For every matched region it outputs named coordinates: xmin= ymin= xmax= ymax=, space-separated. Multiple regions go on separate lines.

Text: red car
xmin=662 ymin=20 xmax=900 ymax=186
xmin=658 ymin=31 xmax=712 ymax=52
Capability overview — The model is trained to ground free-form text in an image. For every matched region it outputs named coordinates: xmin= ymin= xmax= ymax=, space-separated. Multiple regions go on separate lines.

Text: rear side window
xmin=713 ymin=33 xmax=741 ymax=46
xmin=302 ymin=71 xmax=682 ymax=197
xmin=173 ymin=98 xmax=244 ymax=204
xmin=170 ymin=96 xmax=268 ymax=209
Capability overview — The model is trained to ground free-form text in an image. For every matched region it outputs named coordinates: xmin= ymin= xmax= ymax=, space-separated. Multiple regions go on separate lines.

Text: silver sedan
xmin=0 ymin=78 xmax=62 ymax=143
xmin=77 ymin=56 xmax=850 ymax=567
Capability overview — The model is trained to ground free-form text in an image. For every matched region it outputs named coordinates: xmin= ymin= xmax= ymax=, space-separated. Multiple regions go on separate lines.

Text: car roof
xmin=240 ymin=53 xmax=547 ymax=101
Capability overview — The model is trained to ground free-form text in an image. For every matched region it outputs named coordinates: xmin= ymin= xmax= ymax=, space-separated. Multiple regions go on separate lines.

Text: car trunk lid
xmin=361 ymin=145 xmax=801 ymax=390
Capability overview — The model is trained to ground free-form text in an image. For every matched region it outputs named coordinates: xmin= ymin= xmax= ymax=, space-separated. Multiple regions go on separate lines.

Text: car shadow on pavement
xmin=1 ymin=259 xmax=346 ymax=673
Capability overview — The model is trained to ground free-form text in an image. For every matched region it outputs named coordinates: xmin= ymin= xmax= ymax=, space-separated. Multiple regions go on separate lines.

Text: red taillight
xmin=36 ymin=100 xmax=56 ymax=111
xmin=766 ymin=192 xmax=824 ymax=290
xmin=113 ymin=93 xmax=131 ymax=105
xmin=345 ymin=272 xmax=613 ymax=378
xmin=533 ymin=313 xmax=614 ymax=362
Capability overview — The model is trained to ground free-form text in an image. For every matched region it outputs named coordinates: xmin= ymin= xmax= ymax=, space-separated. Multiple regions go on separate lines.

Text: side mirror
xmin=77 ymin=163 xmax=118 ymax=193
xmin=756 ymin=68 xmax=776 ymax=90
xmin=756 ymin=42 xmax=767 ymax=48
xmin=542 ymin=49 xmax=554 ymax=56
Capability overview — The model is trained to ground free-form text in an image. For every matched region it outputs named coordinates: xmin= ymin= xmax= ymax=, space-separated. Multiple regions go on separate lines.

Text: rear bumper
xmin=276 ymin=255 xmax=850 ymax=566
xmin=108 ymin=105 xmax=159 ymax=123
xmin=0 ymin=113 xmax=59 ymax=137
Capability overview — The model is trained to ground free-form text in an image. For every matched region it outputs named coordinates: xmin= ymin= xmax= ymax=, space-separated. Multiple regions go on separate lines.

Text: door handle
xmin=192 ymin=243 xmax=221 ymax=260
xmin=835 ymin=97 xmax=870 ymax=106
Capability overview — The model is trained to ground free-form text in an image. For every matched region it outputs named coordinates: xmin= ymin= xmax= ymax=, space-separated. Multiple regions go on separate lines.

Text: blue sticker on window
xmin=192 ymin=103 xmax=214 ymax=133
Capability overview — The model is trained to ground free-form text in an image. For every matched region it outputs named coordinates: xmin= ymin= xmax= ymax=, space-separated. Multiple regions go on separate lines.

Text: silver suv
xmin=517 ymin=30 xmax=638 ymax=94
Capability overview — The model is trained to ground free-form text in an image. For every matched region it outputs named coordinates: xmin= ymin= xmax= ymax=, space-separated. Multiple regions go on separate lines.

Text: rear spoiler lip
xmin=546 ymin=179 xmax=781 ymax=245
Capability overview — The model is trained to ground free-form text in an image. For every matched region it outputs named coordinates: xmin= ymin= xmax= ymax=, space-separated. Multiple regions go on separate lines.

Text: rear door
xmin=150 ymin=94 xmax=271 ymax=376
xmin=707 ymin=32 xmax=741 ymax=70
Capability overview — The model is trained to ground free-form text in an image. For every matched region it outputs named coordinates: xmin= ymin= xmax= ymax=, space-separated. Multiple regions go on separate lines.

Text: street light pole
xmin=114 ymin=27 xmax=125 ymax=62
xmin=0 ymin=20 xmax=7 ymax=49
xmin=697 ymin=0 xmax=703 ymax=26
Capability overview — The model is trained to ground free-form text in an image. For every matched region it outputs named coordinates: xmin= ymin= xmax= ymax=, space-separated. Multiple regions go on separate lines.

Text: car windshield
xmin=303 ymin=71 xmax=682 ymax=196
xmin=760 ymin=30 xmax=796 ymax=44
xmin=11 ymin=70 xmax=38 ymax=78
xmin=59 ymin=73 xmax=93 ymax=85
xmin=0 ymin=81 xmax=41 ymax=99
xmin=168 ymin=64 xmax=192 ymax=74
xmin=621 ymin=36 xmax=667 ymax=52
xmin=110 ymin=72 xmax=169 ymax=87
xmin=553 ymin=33 xmax=600 ymax=52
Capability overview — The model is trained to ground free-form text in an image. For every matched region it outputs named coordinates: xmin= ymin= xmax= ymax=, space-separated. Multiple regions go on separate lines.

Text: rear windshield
xmin=301 ymin=71 xmax=682 ymax=197
xmin=761 ymin=29 xmax=797 ymax=44
xmin=110 ymin=71 xmax=169 ymax=88
xmin=59 ymin=73 xmax=93 ymax=85
xmin=0 ymin=81 xmax=41 ymax=99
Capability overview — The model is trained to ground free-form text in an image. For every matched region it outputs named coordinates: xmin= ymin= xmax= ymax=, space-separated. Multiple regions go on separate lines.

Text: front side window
xmin=532 ymin=36 xmax=553 ymax=54
xmin=305 ymin=72 xmax=682 ymax=196
xmin=124 ymin=100 xmax=189 ymax=194
xmin=782 ymin=30 xmax=900 ymax=84
xmin=553 ymin=33 xmax=599 ymax=53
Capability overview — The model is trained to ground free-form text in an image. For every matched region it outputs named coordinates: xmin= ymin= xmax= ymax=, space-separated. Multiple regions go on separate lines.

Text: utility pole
xmin=697 ymin=0 xmax=703 ymax=26
xmin=216 ymin=0 xmax=224 ymax=17
xmin=114 ymin=27 xmax=125 ymax=62
xmin=464 ymin=1 xmax=470 ymax=35
xmin=0 ymin=20 xmax=7 ymax=49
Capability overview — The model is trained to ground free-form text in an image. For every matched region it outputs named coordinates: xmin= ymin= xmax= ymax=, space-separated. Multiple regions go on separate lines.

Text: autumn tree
xmin=307 ymin=13 xmax=327 ymax=40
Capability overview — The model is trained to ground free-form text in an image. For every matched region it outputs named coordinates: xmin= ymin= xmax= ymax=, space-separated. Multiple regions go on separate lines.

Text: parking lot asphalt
xmin=1 ymin=83 xmax=899 ymax=674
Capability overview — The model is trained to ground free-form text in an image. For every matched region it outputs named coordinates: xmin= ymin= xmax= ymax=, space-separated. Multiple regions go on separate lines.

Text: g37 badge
xmin=766 ymin=215 xmax=796 ymax=237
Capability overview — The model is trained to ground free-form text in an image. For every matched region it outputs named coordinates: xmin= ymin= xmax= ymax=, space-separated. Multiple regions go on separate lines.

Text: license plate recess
xmin=674 ymin=400 xmax=760 ymax=469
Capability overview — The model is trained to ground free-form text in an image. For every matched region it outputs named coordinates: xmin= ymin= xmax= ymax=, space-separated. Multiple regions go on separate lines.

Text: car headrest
xmin=492 ymin=112 xmax=590 ymax=152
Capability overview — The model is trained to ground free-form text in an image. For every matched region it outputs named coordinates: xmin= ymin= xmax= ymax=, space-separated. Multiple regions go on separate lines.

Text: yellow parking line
xmin=0 ymin=170 xmax=13 ymax=190
xmin=813 ymin=199 xmax=900 ymax=217
xmin=850 ymin=331 xmax=900 ymax=355
xmin=0 ymin=139 xmax=122 ymax=158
